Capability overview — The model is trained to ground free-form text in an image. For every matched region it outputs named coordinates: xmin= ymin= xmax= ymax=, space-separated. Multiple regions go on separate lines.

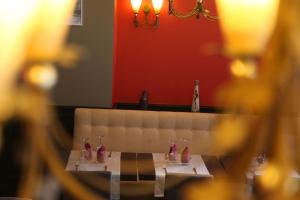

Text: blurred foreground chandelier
xmin=169 ymin=0 xmax=217 ymax=20
xmin=185 ymin=0 xmax=300 ymax=199
xmin=216 ymin=0 xmax=280 ymax=78
xmin=0 ymin=0 xmax=104 ymax=199
xmin=190 ymin=0 xmax=300 ymax=199
xmin=185 ymin=0 xmax=300 ymax=200
xmin=0 ymin=0 xmax=74 ymax=103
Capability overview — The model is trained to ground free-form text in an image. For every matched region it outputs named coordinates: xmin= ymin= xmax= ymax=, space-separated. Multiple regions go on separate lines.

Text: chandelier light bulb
xmin=131 ymin=0 xmax=142 ymax=14
xmin=152 ymin=0 xmax=164 ymax=15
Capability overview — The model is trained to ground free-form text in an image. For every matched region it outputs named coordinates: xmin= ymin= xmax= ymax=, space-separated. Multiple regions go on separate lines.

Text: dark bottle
xmin=139 ymin=90 xmax=149 ymax=110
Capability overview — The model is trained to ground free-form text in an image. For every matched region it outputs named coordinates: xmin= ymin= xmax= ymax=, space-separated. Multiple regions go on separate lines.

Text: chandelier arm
xmin=203 ymin=9 xmax=219 ymax=20
xmin=205 ymin=15 xmax=218 ymax=21
xmin=137 ymin=15 xmax=159 ymax=28
xmin=169 ymin=0 xmax=202 ymax=18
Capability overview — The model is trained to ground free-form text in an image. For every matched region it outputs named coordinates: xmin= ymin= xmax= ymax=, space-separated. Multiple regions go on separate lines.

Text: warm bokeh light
xmin=25 ymin=64 xmax=58 ymax=89
xmin=259 ymin=163 xmax=281 ymax=190
xmin=152 ymin=0 xmax=163 ymax=15
xmin=131 ymin=0 xmax=142 ymax=14
xmin=230 ymin=59 xmax=256 ymax=78
xmin=216 ymin=0 xmax=280 ymax=56
xmin=213 ymin=117 xmax=248 ymax=153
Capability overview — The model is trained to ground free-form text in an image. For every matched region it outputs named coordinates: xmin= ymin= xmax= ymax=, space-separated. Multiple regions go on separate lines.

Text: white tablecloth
xmin=152 ymin=153 xmax=211 ymax=197
xmin=65 ymin=151 xmax=211 ymax=199
xmin=65 ymin=151 xmax=121 ymax=200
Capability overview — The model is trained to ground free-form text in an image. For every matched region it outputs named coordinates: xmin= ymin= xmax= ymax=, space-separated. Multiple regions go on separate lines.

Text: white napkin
xmin=195 ymin=165 xmax=210 ymax=175
xmin=154 ymin=168 xmax=166 ymax=198
xmin=166 ymin=165 xmax=194 ymax=174
xmin=76 ymin=163 xmax=106 ymax=171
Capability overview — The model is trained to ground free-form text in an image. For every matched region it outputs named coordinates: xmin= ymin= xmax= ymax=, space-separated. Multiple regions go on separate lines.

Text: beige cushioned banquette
xmin=73 ymin=108 xmax=221 ymax=154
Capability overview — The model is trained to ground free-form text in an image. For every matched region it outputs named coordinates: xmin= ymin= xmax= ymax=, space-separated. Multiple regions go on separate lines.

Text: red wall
xmin=113 ymin=0 xmax=230 ymax=107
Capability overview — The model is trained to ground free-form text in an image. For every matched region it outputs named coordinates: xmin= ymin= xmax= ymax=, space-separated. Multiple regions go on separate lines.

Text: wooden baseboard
xmin=114 ymin=103 xmax=222 ymax=113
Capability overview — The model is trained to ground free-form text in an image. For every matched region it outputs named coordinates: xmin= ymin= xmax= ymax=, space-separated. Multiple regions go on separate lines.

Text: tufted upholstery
xmin=73 ymin=108 xmax=222 ymax=155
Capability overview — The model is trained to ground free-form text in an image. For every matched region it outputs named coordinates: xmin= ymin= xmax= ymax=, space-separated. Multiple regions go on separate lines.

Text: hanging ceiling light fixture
xmin=168 ymin=0 xmax=217 ymax=20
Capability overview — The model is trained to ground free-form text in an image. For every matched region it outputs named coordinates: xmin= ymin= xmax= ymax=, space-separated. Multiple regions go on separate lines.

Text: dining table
xmin=65 ymin=150 xmax=212 ymax=200
xmin=246 ymin=159 xmax=300 ymax=190
xmin=65 ymin=151 xmax=121 ymax=200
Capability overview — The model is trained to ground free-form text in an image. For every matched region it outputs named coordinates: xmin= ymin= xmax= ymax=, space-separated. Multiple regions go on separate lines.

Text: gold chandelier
xmin=168 ymin=0 xmax=217 ymax=20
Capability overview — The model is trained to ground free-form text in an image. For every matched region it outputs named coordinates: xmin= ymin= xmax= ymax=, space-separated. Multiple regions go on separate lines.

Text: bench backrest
xmin=73 ymin=108 xmax=221 ymax=154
